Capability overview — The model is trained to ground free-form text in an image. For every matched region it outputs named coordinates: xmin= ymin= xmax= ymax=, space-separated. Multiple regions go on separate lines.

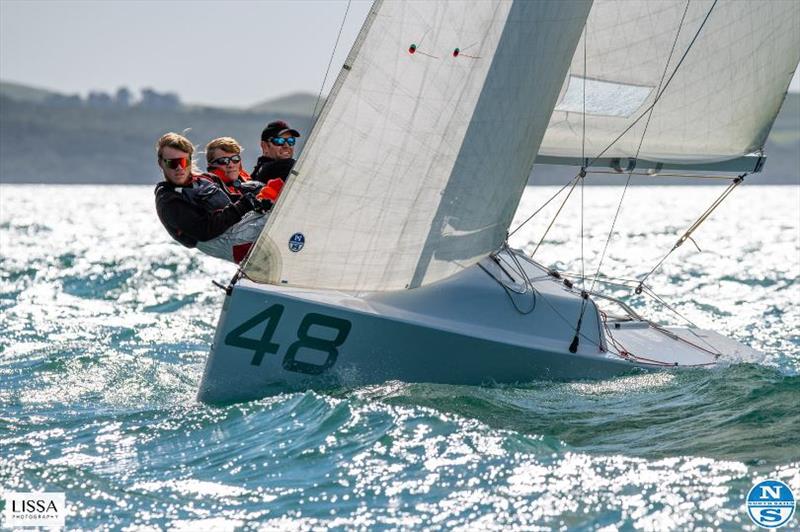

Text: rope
xmin=635 ymin=174 xmax=745 ymax=293
xmin=311 ymin=0 xmax=352 ymax=124
xmin=483 ymin=243 xmax=537 ymax=314
xmin=601 ymin=313 xmax=719 ymax=366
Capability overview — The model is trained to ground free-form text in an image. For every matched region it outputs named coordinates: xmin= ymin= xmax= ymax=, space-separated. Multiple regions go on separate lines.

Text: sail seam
xmin=584 ymin=0 xmax=720 ymax=169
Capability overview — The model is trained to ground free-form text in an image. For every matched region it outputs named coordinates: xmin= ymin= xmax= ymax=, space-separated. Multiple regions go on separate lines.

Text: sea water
xmin=1 ymin=184 xmax=798 ymax=530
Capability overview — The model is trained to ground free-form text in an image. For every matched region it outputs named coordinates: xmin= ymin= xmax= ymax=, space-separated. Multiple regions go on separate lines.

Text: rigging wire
xmin=582 ymin=0 xmax=719 ymax=170
xmin=588 ymin=0 xmax=691 ymax=296
xmin=311 ymin=0 xmax=352 ymax=125
xmin=635 ymin=174 xmax=745 ymax=293
xmin=571 ymin=24 xmax=588 ymax=353
xmin=528 ymin=176 xmax=581 ymax=258
xmin=510 ymin=0 xmax=718 ymax=354
xmin=507 ymin=0 xmax=719 ymax=239
xmin=508 ymin=175 xmax=579 ymax=237
xmin=232 ymin=0 xmax=354 ymax=289
xmin=580 ymin=24 xmax=587 ymax=290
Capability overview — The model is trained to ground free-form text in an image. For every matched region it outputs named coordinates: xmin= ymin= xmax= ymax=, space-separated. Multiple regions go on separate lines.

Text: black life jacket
xmin=173 ymin=178 xmax=232 ymax=211
xmin=155 ymin=179 xmax=234 ymax=248
xmin=251 ymin=157 xmax=295 ymax=184
xmin=198 ymin=172 xmax=246 ymax=201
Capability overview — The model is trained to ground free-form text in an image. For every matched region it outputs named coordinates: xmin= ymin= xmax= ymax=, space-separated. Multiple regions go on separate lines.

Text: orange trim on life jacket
xmin=207 ymin=167 xmax=252 ymax=196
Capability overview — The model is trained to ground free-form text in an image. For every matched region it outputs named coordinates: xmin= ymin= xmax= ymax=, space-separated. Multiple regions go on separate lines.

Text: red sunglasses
xmin=162 ymin=156 xmax=190 ymax=170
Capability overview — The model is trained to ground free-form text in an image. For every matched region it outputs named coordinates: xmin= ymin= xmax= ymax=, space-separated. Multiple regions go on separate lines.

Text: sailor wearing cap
xmin=251 ymin=120 xmax=301 ymax=184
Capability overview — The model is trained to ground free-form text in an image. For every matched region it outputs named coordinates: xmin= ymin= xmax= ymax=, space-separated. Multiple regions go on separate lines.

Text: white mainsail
xmin=244 ymin=0 xmax=592 ymax=291
xmin=539 ymin=0 xmax=800 ymax=167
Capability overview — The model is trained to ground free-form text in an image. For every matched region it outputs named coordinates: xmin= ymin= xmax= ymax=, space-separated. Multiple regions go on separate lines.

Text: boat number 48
xmin=224 ymin=304 xmax=351 ymax=375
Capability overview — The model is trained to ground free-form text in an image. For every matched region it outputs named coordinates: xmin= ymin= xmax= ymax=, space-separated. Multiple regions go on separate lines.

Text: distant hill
xmin=0 ymin=92 xmax=311 ymax=184
xmin=249 ymin=92 xmax=322 ymax=117
xmin=0 ymin=80 xmax=59 ymax=104
xmin=0 ymin=80 xmax=797 ymax=184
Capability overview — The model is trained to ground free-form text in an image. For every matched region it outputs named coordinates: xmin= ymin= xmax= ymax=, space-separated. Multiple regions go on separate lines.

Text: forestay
xmin=538 ymin=0 xmax=800 ymax=167
xmin=244 ymin=0 xmax=591 ymax=291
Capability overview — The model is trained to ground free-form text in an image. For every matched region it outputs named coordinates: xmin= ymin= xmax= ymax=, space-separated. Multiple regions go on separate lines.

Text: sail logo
xmin=289 ymin=233 xmax=305 ymax=252
xmin=3 ymin=492 xmax=66 ymax=528
xmin=747 ymin=480 xmax=796 ymax=528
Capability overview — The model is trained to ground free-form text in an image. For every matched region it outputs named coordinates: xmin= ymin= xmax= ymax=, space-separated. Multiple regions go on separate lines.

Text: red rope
xmin=600 ymin=312 xmax=719 ymax=368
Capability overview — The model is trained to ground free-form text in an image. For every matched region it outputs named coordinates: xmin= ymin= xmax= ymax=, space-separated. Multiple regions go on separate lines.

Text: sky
xmin=1 ymin=0 xmax=798 ymax=108
xmin=0 ymin=0 xmax=373 ymax=108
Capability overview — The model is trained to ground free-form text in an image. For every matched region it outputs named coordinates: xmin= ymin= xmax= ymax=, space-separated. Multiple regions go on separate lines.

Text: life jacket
xmin=154 ymin=178 xmax=236 ymax=248
xmin=252 ymin=156 xmax=294 ymax=183
xmin=173 ymin=177 xmax=232 ymax=211
xmin=201 ymin=167 xmax=252 ymax=200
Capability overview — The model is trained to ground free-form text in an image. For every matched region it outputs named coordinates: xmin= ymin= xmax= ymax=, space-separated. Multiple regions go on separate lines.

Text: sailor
xmin=203 ymin=136 xmax=284 ymax=208
xmin=251 ymin=120 xmax=300 ymax=186
xmin=153 ymin=132 xmax=270 ymax=263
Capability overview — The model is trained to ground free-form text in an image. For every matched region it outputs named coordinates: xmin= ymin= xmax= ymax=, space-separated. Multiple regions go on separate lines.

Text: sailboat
xmin=197 ymin=0 xmax=800 ymax=404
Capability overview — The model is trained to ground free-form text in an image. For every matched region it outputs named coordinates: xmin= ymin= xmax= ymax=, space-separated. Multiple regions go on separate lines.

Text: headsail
xmin=538 ymin=0 xmax=800 ymax=170
xmin=243 ymin=0 xmax=592 ymax=291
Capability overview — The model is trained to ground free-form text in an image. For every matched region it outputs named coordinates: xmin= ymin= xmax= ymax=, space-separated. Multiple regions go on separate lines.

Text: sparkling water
xmin=1 ymin=184 xmax=798 ymax=530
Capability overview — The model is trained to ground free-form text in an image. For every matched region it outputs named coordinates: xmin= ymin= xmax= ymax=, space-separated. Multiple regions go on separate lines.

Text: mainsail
xmin=244 ymin=0 xmax=592 ymax=291
xmin=538 ymin=0 xmax=800 ymax=168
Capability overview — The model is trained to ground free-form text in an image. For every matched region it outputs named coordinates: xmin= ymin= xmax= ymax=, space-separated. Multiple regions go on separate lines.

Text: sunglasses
xmin=269 ymin=137 xmax=297 ymax=147
xmin=209 ymin=154 xmax=242 ymax=166
xmin=161 ymin=156 xmax=190 ymax=170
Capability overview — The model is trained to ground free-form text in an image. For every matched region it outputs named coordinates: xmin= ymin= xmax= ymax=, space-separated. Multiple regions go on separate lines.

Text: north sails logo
xmin=289 ymin=233 xmax=305 ymax=252
xmin=3 ymin=492 xmax=66 ymax=528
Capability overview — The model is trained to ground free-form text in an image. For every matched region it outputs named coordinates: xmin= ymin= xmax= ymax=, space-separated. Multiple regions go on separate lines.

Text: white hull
xmin=197 ymin=249 xmax=760 ymax=404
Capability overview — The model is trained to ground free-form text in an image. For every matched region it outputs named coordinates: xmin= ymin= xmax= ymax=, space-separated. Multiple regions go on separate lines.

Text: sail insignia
xmin=243 ymin=0 xmax=593 ymax=291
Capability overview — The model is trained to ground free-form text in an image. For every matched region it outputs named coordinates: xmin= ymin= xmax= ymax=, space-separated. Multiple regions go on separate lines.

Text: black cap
xmin=261 ymin=120 xmax=301 ymax=142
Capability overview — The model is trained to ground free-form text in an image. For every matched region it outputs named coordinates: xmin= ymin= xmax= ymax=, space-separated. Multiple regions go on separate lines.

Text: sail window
xmin=554 ymin=75 xmax=652 ymax=118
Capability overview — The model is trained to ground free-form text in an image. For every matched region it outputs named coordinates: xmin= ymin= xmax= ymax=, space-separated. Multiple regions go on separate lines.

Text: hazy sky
xmin=0 ymin=0 xmax=373 ymax=107
xmin=1 ymin=0 xmax=798 ymax=108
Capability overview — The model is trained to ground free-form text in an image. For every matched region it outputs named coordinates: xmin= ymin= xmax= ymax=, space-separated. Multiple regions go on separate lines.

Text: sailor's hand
xmin=241 ymin=190 xmax=273 ymax=213
xmin=237 ymin=180 xmax=264 ymax=194
xmin=254 ymin=197 xmax=274 ymax=213
xmin=257 ymin=178 xmax=284 ymax=201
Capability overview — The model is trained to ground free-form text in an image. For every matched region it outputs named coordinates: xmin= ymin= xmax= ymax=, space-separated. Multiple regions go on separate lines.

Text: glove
xmin=242 ymin=192 xmax=273 ymax=213
xmin=234 ymin=180 xmax=272 ymax=213
xmin=257 ymin=178 xmax=284 ymax=202
xmin=237 ymin=180 xmax=264 ymax=195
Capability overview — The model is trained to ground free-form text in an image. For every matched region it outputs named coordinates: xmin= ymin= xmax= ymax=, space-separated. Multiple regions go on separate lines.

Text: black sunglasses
xmin=209 ymin=154 xmax=242 ymax=166
xmin=269 ymin=137 xmax=297 ymax=147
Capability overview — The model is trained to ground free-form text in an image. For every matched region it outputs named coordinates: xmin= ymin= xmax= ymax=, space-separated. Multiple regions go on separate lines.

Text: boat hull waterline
xmin=197 ymin=250 xmax=760 ymax=404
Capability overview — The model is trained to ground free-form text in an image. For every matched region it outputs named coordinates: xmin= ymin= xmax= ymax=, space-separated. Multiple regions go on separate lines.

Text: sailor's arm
xmin=158 ymin=195 xmax=254 ymax=244
xmin=187 ymin=200 xmax=255 ymax=242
